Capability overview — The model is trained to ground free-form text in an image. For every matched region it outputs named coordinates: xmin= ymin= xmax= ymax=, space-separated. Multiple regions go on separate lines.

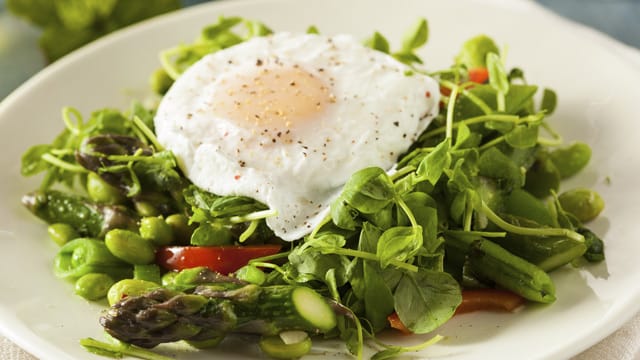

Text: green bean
xmin=47 ymin=223 xmax=79 ymax=246
xmin=86 ymin=172 xmax=125 ymax=205
xmin=75 ymin=273 xmax=115 ymax=301
xmin=558 ymin=188 xmax=604 ymax=223
xmin=235 ymin=265 xmax=266 ymax=285
xmin=139 ymin=216 xmax=174 ymax=246
xmin=105 ymin=229 xmax=155 ymax=265
xmin=107 ymin=279 xmax=160 ymax=306
xmin=445 ymin=233 xmax=555 ymax=303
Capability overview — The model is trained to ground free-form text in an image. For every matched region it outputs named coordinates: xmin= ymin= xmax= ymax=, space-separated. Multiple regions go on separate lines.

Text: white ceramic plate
xmin=1 ymin=0 xmax=640 ymax=359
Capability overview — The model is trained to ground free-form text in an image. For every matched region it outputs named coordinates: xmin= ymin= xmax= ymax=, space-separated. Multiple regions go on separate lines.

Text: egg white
xmin=154 ymin=32 xmax=440 ymax=241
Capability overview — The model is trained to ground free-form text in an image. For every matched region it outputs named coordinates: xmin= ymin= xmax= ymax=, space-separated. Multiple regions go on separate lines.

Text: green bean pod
xmin=445 ymin=233 xmax=555 ymax=303
xmin=54 ymin=238 xmax=131 ymax=280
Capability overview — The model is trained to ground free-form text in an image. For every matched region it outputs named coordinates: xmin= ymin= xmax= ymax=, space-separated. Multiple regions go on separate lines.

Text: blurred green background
xmin=1 ymin=0 xmax=639 ymax=100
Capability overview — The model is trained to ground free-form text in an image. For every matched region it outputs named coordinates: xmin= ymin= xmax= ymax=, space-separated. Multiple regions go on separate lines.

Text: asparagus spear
xmin=100 ymin=283 xmax=338 ymax=348
xmin=22 ymin=189 xmax=139 ymax=237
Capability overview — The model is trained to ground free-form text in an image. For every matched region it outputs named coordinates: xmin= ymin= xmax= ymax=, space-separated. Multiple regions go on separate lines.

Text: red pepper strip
xmin=387 ymin=312 xmax=412 ymax=335
xmin=468 ymin=67 xmax=490 ymax=84
xmin=455 ymin=289 xmax=525 ymax=315
xmin=156 ymin=245 xmax=282 ymax=275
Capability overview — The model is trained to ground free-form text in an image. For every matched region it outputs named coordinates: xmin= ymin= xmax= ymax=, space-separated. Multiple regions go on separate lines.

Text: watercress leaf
xmin=341 ymin=167 xmax=395 ymax=214
xmin=244 ymin=19 xmax=273 ymax=38
xmin=524 ymin=151 xmax=561 ymax=197
xmin=541 ymin=88 xmax=557 ymax=115
xmin=415 ymin=139 xmax=451 ymax=185
xmin=21 ymin=144 xmax=52 ymax=176
xmin=362 ymin=203 xmax=395 ymax=230
xmin=394 ymin=269 xmax=461 ymax=334
xmin=362 ymin=260 xmax=395 ymax=331
xmin=288 ymin=248 xmax=351 ymax=286
xmin=306 ymin=25 xmax=320 ymax=34
xmin=359 ymin=222 xmax=382 ymax=253
xmin=455 ymin=34 xmax=499 ymax=69
xmin=401 ymin=18 xmax=428 ymax=52
xmin=364 ymin=31 xmax=390 ymax=54
xmin=392 ymin=51 xmax=424 ymax=66
xmin=190 ymin=222 xmax=233 ymax=246
xmin=399 ymin=192 xmax=439 ymax=250
xmin=449 ymin=191 xmax=468 ymax=226
xmin=485 ymin=120 xmax=514 ymax=133
xmin=183 ymin=185 xmax=267 ymax=219
xmin=504 ymin=123 xmax=539 ymax=149
xmin=200 ymin=16 xmax=243 ymax=40
xmin=306 ymin=232 xmax=347 ymax=249
xmin=446 ymin=158 xmax=476 ymax=193
xmin=330 ymin=196 xmax=360 ymax=230
xmin=505 ymin=85 xmax=538 ymax=114
xmin=478 ymin=147 xmax=524 ymax=190
xmin=453 ymin=84 xmax=496 ymax=121
xmin=453 ymin=122 xmax=472 ymax=150
xmin=548 ymin=142 xmax=591 ymax=179
xmin=377 ymin=226 xmax=423 ymax=268
xmin=486 ymin=52 xmax=509 ymax=95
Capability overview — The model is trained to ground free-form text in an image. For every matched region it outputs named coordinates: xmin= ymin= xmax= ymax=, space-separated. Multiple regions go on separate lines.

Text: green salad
xmin=20 ymin=16 xmax=605 ymax=360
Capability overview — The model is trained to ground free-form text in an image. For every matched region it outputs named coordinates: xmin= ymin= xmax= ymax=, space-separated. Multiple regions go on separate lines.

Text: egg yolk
xmin=212 ymin=64 xmax=333 ymax=131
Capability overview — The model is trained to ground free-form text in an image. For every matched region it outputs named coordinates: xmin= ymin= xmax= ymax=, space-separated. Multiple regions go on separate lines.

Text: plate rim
xmin=1 ymin=0 xmax=639 ymax=359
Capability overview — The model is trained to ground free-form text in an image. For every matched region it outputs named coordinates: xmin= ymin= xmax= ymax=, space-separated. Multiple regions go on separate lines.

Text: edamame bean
xmin=105 ymin=229 xmax=155 ymax=265
xmin=549 ymin=142 xmax=591 ymax=179
xmin=87 ymin=172 xmax=125 ymax=205
xmin=558 ymin=188 xmax=604 ymax=223
xmin=139 ymin=216 xmax=174 ymax=246
xmin=75 ymin=273 xmax=115 ymax=301
xmin=107 ymin=278 xmax=159 ymax=306
xmin=165 ymin=213 xmax=194 ymax=245
xmin=235 ymin=265 xmax=266 ymax=285
xmin=47 ymin=223 xmax=79 ymax=246
xmin=134 ymin=201 xmax=159 ymax=217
